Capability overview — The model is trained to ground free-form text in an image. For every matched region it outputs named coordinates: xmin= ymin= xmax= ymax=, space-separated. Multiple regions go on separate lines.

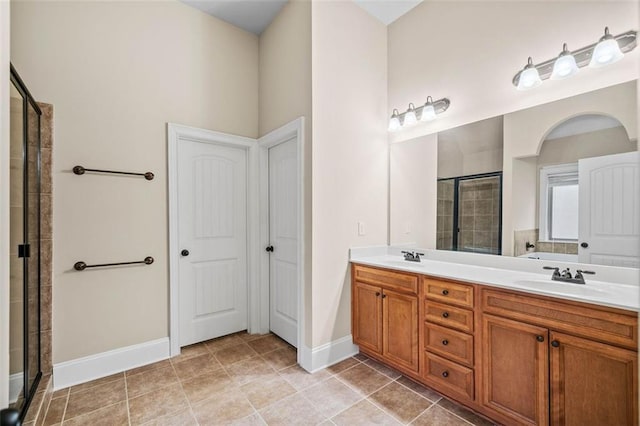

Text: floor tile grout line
xmin=123 ymin=370 xmax=131 ymax=426
xmin=59 ymin=388 xmax=70 ymax=424
xmin=61 ymin=401 xmax=124 ymax=425
xmin=392 ymin=376 xmax=443 ymax=405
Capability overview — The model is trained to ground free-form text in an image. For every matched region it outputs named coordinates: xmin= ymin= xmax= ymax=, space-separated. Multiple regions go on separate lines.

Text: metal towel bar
xmin=74 ymin=256 xmax=154 ymax=271
xmin=73 ymin=165 xmax=154 ymax=180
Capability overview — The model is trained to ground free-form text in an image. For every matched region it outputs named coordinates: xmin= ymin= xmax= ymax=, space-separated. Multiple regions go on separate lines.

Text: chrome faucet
xmin=402 ymin=251 xmax=425 ymax=262
xmin=543 ymin=266 xmax=595 ymax=284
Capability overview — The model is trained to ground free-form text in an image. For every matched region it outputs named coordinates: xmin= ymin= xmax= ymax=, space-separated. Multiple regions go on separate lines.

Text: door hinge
xmin=18 ymin=244 xmax=30 ymax=258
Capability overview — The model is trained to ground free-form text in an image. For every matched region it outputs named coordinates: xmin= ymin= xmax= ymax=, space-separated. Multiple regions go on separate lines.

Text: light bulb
xmin=589 ymin=28 xmax=624 ymax=68
xmin=551 ymin=44 xmax=579 ymax=79
xmin=420 ymin=97 xmax=437 ymax=121
xmin=517 ymin=57 xmax=542 ymax=90
xmin=388 ymin=109 xmax=401 ymax=132
xmin=403 ymin=103 xmax=417 ymax=127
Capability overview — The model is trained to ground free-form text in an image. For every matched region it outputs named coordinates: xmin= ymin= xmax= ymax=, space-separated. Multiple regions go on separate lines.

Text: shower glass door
xmin=437 ymin=172 xmax=502 ymax=254
xmin=9 ymin=65 xmax=42 ymax=419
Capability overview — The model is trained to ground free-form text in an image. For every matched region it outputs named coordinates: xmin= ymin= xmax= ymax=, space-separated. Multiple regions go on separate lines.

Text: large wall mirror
xmin=390 ymin=80 xmax=638 ymax=268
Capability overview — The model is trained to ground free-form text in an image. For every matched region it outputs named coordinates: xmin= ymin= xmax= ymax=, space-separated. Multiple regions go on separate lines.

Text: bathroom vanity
xmin=350 ymin=249 xmax=638 ymax=426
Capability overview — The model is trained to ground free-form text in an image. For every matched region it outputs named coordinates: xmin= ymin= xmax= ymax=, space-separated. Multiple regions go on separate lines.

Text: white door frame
xmin=257 ymin=118 xmax=306 ymax=368
xmin=167 ymin=123 xmax=259 ymax=357
xmin=167 ymin=119 xmax=306 ymax=369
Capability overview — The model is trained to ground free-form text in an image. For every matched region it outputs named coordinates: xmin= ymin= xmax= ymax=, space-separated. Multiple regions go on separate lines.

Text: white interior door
xmin=178 ymin=139 xmax=248 ymax=346
xmin=578 ymin=151 xmax=639 ymax=267
xmin=268 ymin=137 xmax=298 ymax=347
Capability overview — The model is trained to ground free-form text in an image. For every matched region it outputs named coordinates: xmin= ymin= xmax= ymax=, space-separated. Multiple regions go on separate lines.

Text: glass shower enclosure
xmin=7 ymin=64 xmax=42 ymax=421
xmin=437 ymin=172 xmax=502 ymax=255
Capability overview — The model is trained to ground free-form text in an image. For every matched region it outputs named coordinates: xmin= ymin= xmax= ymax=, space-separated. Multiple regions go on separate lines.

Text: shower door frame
xmin=9 ymin=64 xmax=42 ymax=421
xmin=439 ymin=171 xmax=503 ymax=254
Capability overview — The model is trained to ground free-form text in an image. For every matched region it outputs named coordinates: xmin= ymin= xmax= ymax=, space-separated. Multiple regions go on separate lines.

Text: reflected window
xmin=540 ymin=163 xmax=578 ymax=241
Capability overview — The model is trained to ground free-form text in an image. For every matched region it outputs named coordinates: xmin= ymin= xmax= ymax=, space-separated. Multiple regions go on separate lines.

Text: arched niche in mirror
xmin=502 ymin=81 xmax=637 ymax=258
xmin=510 ymin=111 xmax=638 ymax=267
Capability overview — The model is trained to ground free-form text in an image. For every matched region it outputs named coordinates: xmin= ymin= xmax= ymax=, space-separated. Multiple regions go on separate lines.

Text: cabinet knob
xmin=442 ymin=371 xmax=449 ymax=378
xmin=375 ymin=292 xmax=380 ymax=297
xmin=442 ymin=289 xmax=449 ymax=296
xmin=442 ymin=339 xmax=449 ymax=346
xmin=536 ymin=335 xmax=544 ymax=342
xmin=442 ymin=312 xmax=449 ymax=318
xmin=551 ymin=340 xmax=560 ymax=348
xmin=181 ymin=249 xmax=190 ymax=257
xmin=381 ymin=294 xmax=387 ymax=299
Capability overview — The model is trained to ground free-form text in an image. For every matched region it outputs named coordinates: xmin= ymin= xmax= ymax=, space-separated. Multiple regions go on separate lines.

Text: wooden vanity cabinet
xmin=351 ymin=265 xmax=419 ymax=372
xmin=351 ymin=263 xmax=639 ymax=426
xmin=481 ymin=314 xmax=549 ymax=426
xmin=480 ymin=288 xmax=638 ymax=426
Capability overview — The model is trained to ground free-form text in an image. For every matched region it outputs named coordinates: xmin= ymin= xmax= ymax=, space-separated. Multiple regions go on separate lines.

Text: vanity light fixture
xmin=388 ymin=97 xmax=450 ymax=132
xmin=513 ymin=27 xmax=637 ymax=90
xmin=404 ymin=103 xmax=418 ymax=127
xmin=551 ymin=43 xmax=579 ymax=80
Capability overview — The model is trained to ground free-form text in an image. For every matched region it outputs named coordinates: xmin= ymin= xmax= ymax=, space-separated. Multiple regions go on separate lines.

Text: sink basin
xmin=513 ymin=279 xmax=609 ymax=297
xmin=384 ymin=260 xmax=426 ymax=268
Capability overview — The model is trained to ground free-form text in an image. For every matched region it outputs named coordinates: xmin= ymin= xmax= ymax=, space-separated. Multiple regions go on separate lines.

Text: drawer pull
xmin=442 ymin=339 xmax=449 ymax=346
xmin=442 ymin=312 xmax=449 ymax=318
xmin=551 ymin=340 xmax=560 ymax=348
xmin=442 ymin=371 xmax=449 ymax=378
xmin=442 ymin=289 xmax=449 ymax=295
xmin=536 ymin=335 xmax=544 ymax=342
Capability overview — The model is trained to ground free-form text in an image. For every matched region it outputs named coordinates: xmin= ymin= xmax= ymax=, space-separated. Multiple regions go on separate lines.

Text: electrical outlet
xmin=358 ymin=222 xmax=365 ymax=236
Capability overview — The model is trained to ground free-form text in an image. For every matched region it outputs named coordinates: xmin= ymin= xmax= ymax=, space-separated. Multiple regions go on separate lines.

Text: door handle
xmin=181 ymin=249 xmax=189 ymax=257
xmin=266 ymin=246 xmax=274 ymax=252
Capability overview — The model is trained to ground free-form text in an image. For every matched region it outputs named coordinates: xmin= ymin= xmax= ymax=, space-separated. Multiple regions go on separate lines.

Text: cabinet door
xmin=382 ymin=289 xmax=419 ymax=372
xmin=352 ymin=281 xmax=382 ymax=353
xmin=481 ymin=314 xmax=549 ymax=426
xmin=550 ymin=331 xmax=638 ymax=426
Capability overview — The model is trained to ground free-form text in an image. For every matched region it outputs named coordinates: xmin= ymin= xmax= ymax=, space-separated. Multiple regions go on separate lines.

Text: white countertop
xmin=350 ymin=247 xmax=639 ymax=312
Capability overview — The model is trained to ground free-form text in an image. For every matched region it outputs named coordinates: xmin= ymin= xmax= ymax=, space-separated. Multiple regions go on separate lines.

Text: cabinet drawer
xmin=425 ymin=323 xmax=474 ymax=367
xmin=425 ymin=278 xmax=474 ymax=308
xmin=481 ymin=288 xmax=638 ymax=350
xmin=423 ymin=352 xmax=474 ymax=401
xmin=425 ymin=300 xmax=474 ymax=333
xmin=353 ymin=264 xmax=418 ymax=294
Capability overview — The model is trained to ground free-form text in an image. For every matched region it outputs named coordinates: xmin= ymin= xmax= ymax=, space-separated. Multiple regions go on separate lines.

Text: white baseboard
xmin=9 ymin=372 xmax=22 ymax=403
xmin=53 ymin=338 xmax=170 ymax=390
xmin=301 ymin=335 xmax=359 ymax=373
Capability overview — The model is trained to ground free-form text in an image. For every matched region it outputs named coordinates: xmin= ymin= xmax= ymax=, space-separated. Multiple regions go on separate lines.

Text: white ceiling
xmin=181 ymin=0 xmax=288 ymax=35
xmin=354 ymin=0 xmax=423 ymax=25
xmin=181 ymin=0 xmax=423 ymax=35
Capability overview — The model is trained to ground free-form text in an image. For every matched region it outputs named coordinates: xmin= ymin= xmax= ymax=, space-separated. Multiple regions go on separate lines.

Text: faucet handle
xmin=543 ymin=266 xmax=559 ymax=271
xmin=576 ymin=270 xmax=595 ymax=275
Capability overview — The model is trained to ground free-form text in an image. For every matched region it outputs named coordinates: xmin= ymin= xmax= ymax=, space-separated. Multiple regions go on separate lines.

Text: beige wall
xmin=259 ymin=0 xmax=313 ymax=345
xmin=311 ymin=1 xmax=387 ymax=347
xmin=388 ymin=1 xmax=638 ymax=144
xmin=11 ymin=1 xmax=259 ymax=363
xmin=503 ymin=81 xmax=637 ymax=255
xmin=1 ymin=0 xmax=10 ymax=407
xmin=390 ymin=135 xmax=438 ymax=248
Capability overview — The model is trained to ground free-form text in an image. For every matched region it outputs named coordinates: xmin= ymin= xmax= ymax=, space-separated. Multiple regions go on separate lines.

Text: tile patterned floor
xmin=40 ymin=332 xmax=495 ymax=425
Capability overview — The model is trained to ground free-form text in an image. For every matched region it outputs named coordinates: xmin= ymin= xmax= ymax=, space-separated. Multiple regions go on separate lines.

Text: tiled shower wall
xmin=38 ymin=102 xmax=53 ymax=377
xmin=513 ymin=228 xmax=578 ymax=257
xmin=436 ymin=180 xmax=454 ymax=250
